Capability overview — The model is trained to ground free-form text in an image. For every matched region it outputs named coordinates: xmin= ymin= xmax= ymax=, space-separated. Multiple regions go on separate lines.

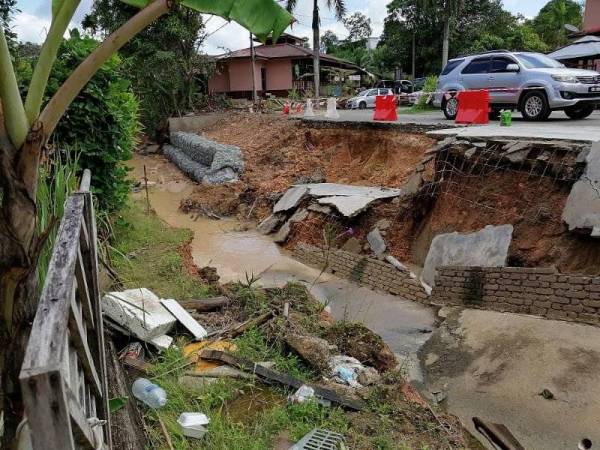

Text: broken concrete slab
xmin=401 ymin=172 xmax=423 ymax=196
xmin=257 ymin=213 xmax=285 ymax=235
xmin=367 ymin=228 xmax=386 ymax=256
xmin=289 ymin=208 xmax=309 ymax=223
xmin=273 ymin=186 xmax=309 ymax=213
xmin=302 ymin=183 xmax=402 ymax=199
xmin=307 ymin=203 xmax=332 ymax=214
xmin=102 ymin=288 xmax=176 ymax=342
xmin=562 ymin=142 xmax=600 ymax=234
xmin=421 ymin=224 xmax=513 ymax=288
xmin=273 ymin=221 xmax=292 ymax=243
xmin=318 ymin=196 xmax=382 ymax=217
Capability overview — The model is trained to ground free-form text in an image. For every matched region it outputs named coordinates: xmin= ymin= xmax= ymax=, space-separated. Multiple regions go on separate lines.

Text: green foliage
xmin=17 ymin=35 xmax=140 ymax=211
xmin=36 ymin=153 xmax=79 ymax=289
xmin=342 ymin=12 xmax=372 ymax=41
xmin=110 ymin=200 xmax=211 ymax=299
xmin=533 ymin=0 xmax=583 ymax=50
xmin=414 ymin=75 xmax=437 ymax=110
xmin=84 ymin=2 xmax=209 ymax=134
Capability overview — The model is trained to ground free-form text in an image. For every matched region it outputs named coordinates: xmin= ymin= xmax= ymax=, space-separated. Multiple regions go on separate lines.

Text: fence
xmin=19 ymin=169 xmax=111 ymax=449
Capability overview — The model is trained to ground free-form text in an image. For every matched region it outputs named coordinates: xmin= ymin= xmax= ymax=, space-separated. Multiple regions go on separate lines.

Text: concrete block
xmin=422 ymin=225 xmax=513 ymax=287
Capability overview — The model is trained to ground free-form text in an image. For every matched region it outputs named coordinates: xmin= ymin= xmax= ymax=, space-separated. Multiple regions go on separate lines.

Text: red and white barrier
xmin=373 ymin=95 xmax=398 ymax=121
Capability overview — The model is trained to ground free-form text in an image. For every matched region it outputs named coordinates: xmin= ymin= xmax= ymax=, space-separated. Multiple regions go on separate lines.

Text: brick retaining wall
xmin=431 ymin=266 xmax=600 ymax=326
xmin=293 ymin=243 xmax=428 ymax=303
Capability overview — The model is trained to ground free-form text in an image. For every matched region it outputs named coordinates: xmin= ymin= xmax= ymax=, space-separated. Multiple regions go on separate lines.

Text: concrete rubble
xmin=562 ymin=141 xmax=600 ymax=236
xmin=421 ymin=224 xmax=513 ymax=288
xmin=165 ymin=131 xmax=244 ymax=184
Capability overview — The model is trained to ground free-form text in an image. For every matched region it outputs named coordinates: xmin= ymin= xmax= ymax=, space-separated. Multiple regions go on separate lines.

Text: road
xmin=303 ymin=108 xmax=600 ymax=142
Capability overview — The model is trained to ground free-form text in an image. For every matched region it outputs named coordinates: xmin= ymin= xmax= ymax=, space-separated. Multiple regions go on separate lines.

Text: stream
xmin=130 ymin=154 xmax=436 ymax=382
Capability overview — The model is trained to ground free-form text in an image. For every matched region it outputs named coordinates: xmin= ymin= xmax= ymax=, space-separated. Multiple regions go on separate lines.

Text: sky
xmin=13 ymin=0 xmax=553 ymax=55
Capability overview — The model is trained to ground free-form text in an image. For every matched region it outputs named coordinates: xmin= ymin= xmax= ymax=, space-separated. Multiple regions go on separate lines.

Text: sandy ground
xmin=421 ymin=307 xmax=600 ymax=450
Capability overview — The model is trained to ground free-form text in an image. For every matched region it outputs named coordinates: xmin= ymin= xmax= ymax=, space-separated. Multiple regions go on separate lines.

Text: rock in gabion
xmin=167 ymin=132 xmax=245 ymax=185
xmin=163 ymin=145 xmax=209 ymax=183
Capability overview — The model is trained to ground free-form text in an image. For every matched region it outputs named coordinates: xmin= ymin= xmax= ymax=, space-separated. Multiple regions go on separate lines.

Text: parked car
xmin=376 ymin=80 xmax=414 ymax=94
xmin=347 ymin=88 xmax=395 ymax=109
xmin=412 ymin=77 xmax=426 ymax=91
xmin=434 ymin=50 xmax=600 ymax=121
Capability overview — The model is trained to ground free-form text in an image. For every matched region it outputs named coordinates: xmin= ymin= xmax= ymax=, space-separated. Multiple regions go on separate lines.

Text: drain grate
xmin=289 ymin=428 xmax=346 ymax=450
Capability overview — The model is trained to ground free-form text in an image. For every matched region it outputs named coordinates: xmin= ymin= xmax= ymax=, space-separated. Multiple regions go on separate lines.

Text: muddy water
xmin=130 ymin=154 xmax=435 ymax=381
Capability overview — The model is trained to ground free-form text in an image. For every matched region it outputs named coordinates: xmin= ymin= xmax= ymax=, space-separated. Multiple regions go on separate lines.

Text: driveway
xmin=303 ymin=109 xmax=600 ymax=142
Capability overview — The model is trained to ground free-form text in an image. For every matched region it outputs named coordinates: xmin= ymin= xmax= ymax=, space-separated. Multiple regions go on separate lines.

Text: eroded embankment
xmin=180 ymin=113 xmax=600 ymax=275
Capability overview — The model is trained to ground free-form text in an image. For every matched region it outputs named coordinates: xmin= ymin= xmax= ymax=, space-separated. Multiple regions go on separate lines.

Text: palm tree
xmin=286 ymin=0 xmax=346 ymax=97
xmin=419 ymin=0 xmax=463 ymax=68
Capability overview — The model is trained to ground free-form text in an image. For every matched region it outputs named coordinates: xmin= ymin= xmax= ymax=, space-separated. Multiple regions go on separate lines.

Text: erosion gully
xmin=130 ymin=153 xmax=600 ymax=450
xmin=129 ymin=154 xmax=435 ymax=386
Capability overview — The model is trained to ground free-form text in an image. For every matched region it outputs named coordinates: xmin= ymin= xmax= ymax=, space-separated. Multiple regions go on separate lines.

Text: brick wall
xmin=431 ymin=266 xmax=600 ymax=326
xmin=293 ymin=243 xmax=428 ymax=303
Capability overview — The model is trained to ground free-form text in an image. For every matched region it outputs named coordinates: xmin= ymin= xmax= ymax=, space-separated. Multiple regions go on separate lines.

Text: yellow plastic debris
xmin=183 ymin=340 xmax=237 ymax=374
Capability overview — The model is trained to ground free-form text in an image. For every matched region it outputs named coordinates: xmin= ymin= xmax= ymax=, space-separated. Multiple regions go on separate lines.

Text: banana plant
xmin=0 ymin=0 xmax=292 ymax=446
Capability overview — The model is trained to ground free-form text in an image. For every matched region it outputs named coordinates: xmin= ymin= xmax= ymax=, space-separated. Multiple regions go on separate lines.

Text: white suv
xmin=433 ymin=50 xmax=600 ymax=121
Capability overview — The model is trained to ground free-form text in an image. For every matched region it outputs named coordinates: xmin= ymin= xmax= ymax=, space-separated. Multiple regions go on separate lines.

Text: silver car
xmin=433 ymin=50 xmax=600 ymax=121
xmin=347 ymin=88 xmax=395 ymax=109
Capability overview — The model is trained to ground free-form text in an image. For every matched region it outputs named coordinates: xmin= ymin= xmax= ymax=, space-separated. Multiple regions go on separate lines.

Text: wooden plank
xmin=69 ymin=293 xmax=102 ymax=398
xmin=20 ymin=369 xmax=76 ymax=450
xmin=83 ymin=190 xmax=113 ymax=448
xmin=178 ymin=296 xmax=230 ymax=312
xmin=79 ymin=219 xmax=90 ymax=254
xmin=20 ymin=195 xmax=84 ymax=374
xmin=75 ymin=247 xmax=95 ymax=329
xmin=65 ymin=385 xmax=97 ymax=449
xmin=200 ymin=350 xmax=365 ymax=410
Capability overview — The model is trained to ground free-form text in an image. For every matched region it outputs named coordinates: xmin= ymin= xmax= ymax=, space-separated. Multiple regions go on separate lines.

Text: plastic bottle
xmin=132 ymin=378 xmax=167 ymax=409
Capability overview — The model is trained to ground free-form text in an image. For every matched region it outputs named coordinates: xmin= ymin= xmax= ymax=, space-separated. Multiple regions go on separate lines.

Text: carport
xmin=548 ymin=35 xmax=600 ymax=72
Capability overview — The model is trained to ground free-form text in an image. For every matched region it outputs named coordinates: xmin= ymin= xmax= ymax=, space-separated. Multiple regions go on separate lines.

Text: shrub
xmin=18 ymin=33 xmax=140 ymax=211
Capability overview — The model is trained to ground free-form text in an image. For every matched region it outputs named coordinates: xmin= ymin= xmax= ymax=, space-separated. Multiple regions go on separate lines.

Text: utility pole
xmin=250 ymin=32 xmax=257 ymax=103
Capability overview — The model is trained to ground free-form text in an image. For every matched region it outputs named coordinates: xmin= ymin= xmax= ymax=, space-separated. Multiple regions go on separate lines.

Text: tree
xmin=0 ymin=0 xmax=292 ymax=446
xmin=419 ymin=0 xmax=464 ymax=68
xmin=84 ymin=0 xmax=209 ymax=133
xmin=321 ymin=29 xmax=339 ymax=53
xmin=343 ymin=11 xmax=372 ymax=41
xmin=533 ymin=0 xmax=583 ymax=50
xmin=285 ymin=0 xmax=346 ymax=97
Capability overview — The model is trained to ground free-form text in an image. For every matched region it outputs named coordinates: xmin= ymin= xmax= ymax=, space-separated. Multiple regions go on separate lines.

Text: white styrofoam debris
xmin=102 ymin=288 xmax=176 ymax=341
xmin=160 ymin=299 xmax=208 ymax=340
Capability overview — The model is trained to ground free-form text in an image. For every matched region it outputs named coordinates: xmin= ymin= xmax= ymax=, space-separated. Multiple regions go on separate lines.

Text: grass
xmin=143 ymin=333 xmax=350 ymax=450
xmin=109 ymin=200 xmax=210 ymax=300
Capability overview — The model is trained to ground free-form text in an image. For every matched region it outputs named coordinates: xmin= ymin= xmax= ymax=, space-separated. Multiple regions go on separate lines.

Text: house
xmin=548 ymin=0 xmax=600 ymax=71
xmin=208 ymin=33 xmax=367 ymax=98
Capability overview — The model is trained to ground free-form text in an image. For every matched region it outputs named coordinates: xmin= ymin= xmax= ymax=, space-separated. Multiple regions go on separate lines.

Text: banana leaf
xmin=120 ymin=0 xmax=294 ymax=42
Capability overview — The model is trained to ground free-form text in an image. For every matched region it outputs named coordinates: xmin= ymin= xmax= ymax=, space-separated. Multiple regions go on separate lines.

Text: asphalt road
xmin=304 ymin=108 xmax=600 ymax=142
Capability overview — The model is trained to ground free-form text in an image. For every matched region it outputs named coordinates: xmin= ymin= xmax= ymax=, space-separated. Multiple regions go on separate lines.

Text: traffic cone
xmin=295 ymin=102 xmax=303 ymax=114
xmin=282 ymin=102 xmax=290 ymax=115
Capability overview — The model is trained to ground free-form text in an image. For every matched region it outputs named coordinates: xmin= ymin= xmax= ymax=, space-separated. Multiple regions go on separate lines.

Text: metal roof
xmin=548 ymin=36 xmax=600 ymax=60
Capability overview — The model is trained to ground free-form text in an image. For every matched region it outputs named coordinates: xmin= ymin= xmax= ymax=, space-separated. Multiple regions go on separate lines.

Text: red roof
xmin=217 ymin=43 xmax=360 ymax=69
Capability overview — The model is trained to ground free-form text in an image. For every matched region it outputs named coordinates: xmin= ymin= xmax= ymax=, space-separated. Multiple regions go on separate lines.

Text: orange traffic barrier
xmin=373 ymin=95 xmax=398 ymax=121
xmin=455 ymin=90 xmax=489 ymax=124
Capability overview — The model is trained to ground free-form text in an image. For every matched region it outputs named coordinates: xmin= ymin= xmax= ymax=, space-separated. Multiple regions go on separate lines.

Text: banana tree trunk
xmin=0 ymin=123 xmax=44 ymax=448
xmin=312 ymin=0 xmax=320 ymax=99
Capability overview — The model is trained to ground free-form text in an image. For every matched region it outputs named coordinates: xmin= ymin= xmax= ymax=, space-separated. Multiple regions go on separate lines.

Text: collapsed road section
xmin=134 ymin=111 xmax=600 ymax=449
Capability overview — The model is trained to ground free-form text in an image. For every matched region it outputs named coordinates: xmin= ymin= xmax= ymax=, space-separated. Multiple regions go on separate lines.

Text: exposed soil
xmin=202 ymin=113 xmax=433 ymax=193
xmin=173 ymin=112 xmax=600 ymax=275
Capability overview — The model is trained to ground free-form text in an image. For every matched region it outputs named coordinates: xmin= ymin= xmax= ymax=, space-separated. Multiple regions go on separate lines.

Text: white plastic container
xmin=177 ymin=412 xmax=210 ymax=439
xmin=132 ymin=378 xmax=167 ymax=409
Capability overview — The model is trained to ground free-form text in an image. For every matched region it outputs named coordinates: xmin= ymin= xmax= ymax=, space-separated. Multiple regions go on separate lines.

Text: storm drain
xmin=289 ymin=428 xmax=346 ymax=450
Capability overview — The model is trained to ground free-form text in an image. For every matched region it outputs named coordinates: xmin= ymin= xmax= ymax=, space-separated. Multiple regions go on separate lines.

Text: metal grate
xmin=290 ymin=428 xmax=346 ymax=450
